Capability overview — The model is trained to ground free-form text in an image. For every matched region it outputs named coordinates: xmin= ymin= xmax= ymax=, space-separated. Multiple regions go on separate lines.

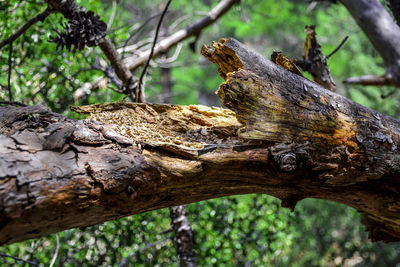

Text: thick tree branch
xmin=340 ymin=0 xmax=400 ymax=85
xmin=98 ymin=38 xmax=138 ymax=99
xmin=159 ymin=48 xmax=197 ymax=266
xmin=2 ymin=39 xmax=400 ymax=245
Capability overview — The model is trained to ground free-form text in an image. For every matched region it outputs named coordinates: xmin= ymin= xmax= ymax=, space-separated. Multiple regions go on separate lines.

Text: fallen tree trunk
xmin=1 ymin=38 xmax=400 ymax=245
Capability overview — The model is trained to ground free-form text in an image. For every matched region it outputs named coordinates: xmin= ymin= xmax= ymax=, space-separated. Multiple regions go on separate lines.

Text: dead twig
xmin=121 ymin=12 xmax=164 ymax=59
xmin=0 ymin=7 xmax=53 ymax=50
xmin=326 ymin=35 xmax=349 ymax=59
xmin=126 ymin=0 xmax=239 ymax=71
xmin=7 ymin=43 xmax=13 ymax=101
xmin=85 ymin=0 xmax=239 ymax=95
xmin=344 ymin=74 xmax=397 ymax=87
xmin=0 ymin=101 xmax=27 ymax=107
xmin=136 ymin=0 xmax=173 ymax=103
xmin=49 ymin=233 xmax=60 ymax=267
xmin=0 ymin=252 xmax=39 ymax=266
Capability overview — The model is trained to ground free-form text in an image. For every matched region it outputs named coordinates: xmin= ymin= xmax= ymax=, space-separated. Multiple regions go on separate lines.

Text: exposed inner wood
xmin=73 ymin=103 xmax=243 ymax=149
xmin=2 ymin=38 xmax=400 ymax=245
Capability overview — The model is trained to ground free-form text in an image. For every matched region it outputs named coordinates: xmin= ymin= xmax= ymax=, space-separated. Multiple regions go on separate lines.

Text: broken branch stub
xmin=202 ymin=38 xmax=400 ymax=242
xmin=3 ymin=39 xmax=400 ymax=244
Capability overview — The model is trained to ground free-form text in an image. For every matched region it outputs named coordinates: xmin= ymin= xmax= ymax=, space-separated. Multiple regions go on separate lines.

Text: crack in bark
xmin=85 ymin=162 xmax=109 ymax=196
xmin=3 ymin=35 xmax=400 ymax=243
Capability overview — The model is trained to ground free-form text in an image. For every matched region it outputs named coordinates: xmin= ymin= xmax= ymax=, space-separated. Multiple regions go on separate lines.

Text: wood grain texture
xmin=2 ymin=38 xmax=400 ymax=244
xmin=203 ymin=38 xmax=400 ymax=242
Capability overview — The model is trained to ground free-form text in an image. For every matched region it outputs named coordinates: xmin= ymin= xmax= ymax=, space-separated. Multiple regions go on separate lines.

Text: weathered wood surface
xmin=1 ymin=38 xmax=400 ymax=245
xmin=202 ymin=38 xmax=400 ymax=241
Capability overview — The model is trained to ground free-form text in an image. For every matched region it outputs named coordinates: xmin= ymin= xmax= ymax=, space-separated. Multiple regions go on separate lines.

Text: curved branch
xmin=340 ymin=0 xmax=400 ymax=85
xmin=125 ymin=0 xmax=239 ymax=70
xmin=137 ymin=0 xmax=173 ymax=103
xmin=326 ymin=35 xmax=348 ymax=59
xmin=87 ymin=0 xmax=240 ymax=92
xmin=0 ymin=7 xmax=53 ymax=50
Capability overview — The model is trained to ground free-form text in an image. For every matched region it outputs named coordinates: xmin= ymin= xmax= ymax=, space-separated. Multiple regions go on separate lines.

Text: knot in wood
xmin=277 ymin=152 xmax=297 ymax=172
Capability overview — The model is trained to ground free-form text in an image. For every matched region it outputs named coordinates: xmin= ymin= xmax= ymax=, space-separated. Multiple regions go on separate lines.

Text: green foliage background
xmin=1 ymin=0 xmax=400 ymax=266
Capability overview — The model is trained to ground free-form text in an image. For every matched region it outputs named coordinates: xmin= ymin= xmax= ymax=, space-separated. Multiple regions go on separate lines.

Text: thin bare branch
xmin=0 ymin=252 xmax=39 ymax=266
xmin=121 ymin=12 xmax=164 ymax=58
xmin=0 ymin=101 xmax=27 ymax=107
xmin=137 ymin=0 xmax=173 ymax=103
xmin=125 ymin=0 xmax=239 ymax=71
xmin=107 ymin=0 xmax=118 ymax=31
xmin=87 ymin=0 xmax=240 ymax=93
xmin=7 ymin=43 xmax=13 ymax=101
xmin=157 ymin=43 xmax=183 ymax=65
xmin=343 ymin=74 xmax=397 ymax=87
xmin=326 ymin=35 xmax=349 ymax=59
xmin=49 ymin=233 xmax=60 ymax=267
xmin=0 ymin=7 xmax=53 ymax=50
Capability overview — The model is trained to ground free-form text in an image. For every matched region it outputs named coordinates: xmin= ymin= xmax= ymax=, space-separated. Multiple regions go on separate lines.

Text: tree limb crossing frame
xmin=1 ymin=39 xmax=400 ymax=245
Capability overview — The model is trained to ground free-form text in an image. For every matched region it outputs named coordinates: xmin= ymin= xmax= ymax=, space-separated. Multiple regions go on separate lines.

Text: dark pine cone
xmin=49 ymin=10 xmax=107 ymax=52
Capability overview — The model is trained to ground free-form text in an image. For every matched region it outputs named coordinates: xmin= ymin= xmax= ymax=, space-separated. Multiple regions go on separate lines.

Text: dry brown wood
xmin=295 ymin=25 xmax=337 ymax=91
xmin=2 ymin=38 xmax=400 ymax=245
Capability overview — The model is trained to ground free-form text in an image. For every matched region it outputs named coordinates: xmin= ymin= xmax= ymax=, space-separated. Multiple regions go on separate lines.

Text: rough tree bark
xmin=170 ymin=205 xmax=196 ymax=267
xmin=161 ymin=49 xmax=197 ymax=266
xmin=1 ymin=38 xmax=400 ymax=245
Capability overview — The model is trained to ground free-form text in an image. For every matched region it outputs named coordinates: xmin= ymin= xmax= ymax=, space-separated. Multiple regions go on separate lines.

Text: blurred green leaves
xmin=2 ymin=0 xmax=400 ymax=266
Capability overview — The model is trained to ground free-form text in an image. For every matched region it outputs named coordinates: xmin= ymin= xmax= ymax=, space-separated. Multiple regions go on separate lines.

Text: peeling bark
xmin=2 ymin=39 xmax=400 ymax=245
xmin=296 ymin=25 xmax=336 ymax=92
xmin=160 ymin=54 xmax=197 ymax=267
